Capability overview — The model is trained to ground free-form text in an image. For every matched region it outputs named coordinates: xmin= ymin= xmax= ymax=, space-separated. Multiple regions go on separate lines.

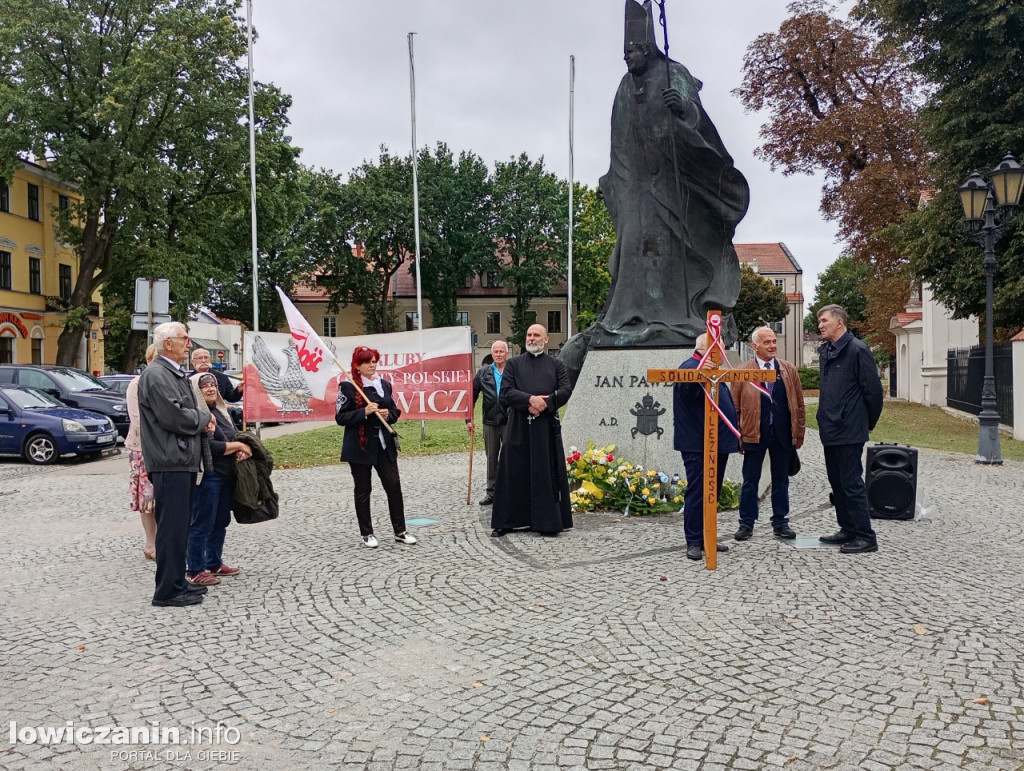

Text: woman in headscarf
xmin=185 ymin=372 xmax=252 ymax=586
xmin=126 ymin=345 xmax=158 ymax=560
xmin=335 ymin=346 xmax=416 ymax=549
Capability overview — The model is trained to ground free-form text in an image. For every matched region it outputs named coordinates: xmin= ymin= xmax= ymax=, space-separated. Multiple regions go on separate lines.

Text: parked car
xmin=0 ymin=365 xmax=130 ymax=437
xmin=0 ymin=385 xmax=119 ymax=464
xmin=98 ymin=374 xmax=136 ymax=394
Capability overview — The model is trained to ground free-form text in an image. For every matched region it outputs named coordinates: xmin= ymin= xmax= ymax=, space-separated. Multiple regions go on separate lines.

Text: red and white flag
xmin=275 ymin=286 xmax=336 ymax=400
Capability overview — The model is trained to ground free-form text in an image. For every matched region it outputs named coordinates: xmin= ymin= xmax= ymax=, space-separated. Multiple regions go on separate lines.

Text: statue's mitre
xmin=624 ymin=0 xmax=656 ymax=51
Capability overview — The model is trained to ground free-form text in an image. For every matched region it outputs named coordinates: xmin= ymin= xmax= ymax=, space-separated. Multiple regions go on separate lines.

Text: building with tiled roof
xmin=736 ymin=243 xmax=805 ymax=366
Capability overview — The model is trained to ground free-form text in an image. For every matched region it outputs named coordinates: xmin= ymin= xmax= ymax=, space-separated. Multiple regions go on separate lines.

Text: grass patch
xmin=265 ymin=402 xmax=481 ymax=469
xmin=807 ymin=400 xmax=1024 ymax=460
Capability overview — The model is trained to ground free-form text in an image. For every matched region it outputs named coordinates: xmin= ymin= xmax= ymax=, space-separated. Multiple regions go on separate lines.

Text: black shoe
xmin=734 ymin=525 xmax=753 ymax=541
xmin=819 ymin=530 xmax=855 ymax=545
xmin=152 ymin=592 xmax=204 ymax=607
xmin=715 ymin=542 xmax=729 ymax=553
xmin=490 ymin=528 xmax=509 ymax=537
xmin=479 ymin=496 xmax=494 ymax=506
xmin=839 ymin=538 xmax=878 ymax=554
xmin=773 ymin=525 xmax=797 ymax=539
xmin=686 ymin=545 xmax=703 ymax=561
xmin=183 ymin=583 xmax=209 ymax=595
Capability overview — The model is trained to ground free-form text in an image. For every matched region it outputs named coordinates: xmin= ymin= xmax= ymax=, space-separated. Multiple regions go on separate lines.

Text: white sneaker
xmin=394 ymin=531 xmax=417 ymax=545
xmin=362 ymin=534 xmax=379 ymax=548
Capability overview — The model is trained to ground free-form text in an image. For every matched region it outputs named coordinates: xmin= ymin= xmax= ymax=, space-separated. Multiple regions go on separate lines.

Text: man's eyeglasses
xmin=168 ymin=335 xmax=190 ymax=342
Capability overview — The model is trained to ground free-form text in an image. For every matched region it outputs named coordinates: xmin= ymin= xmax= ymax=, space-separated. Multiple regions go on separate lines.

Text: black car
xmin=0 ymin=365 xmax=130 ymax=438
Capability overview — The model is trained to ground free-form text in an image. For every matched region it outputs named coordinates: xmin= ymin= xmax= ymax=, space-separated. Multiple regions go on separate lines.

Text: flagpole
xmin=409 ymin=31 xmax=426 ymax=442
xmin=246 ymin=0 xmax=259 ymax=333
xmin=567 ymin=55 xmax=575 ymax=337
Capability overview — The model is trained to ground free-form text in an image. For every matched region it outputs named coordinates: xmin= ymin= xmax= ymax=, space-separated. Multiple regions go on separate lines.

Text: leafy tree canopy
xmin=570 ymin=185 xmax=613 ymax=331
xmin=0 ymin=0 xmax=255 ymax=365
xmin=490 ymin=154 xmax=569 ymax=350
xmin=732 ymin=265 xmax=790 ymax=342
xmin=855 ymin=0 xmax=1024 ymax=334
xmin=804 ymin=255 xmax=870 ymax=334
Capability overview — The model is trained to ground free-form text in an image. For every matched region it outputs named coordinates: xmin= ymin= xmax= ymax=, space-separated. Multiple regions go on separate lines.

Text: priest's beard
xmin=525 ymin=343 xmax=544 ymax=355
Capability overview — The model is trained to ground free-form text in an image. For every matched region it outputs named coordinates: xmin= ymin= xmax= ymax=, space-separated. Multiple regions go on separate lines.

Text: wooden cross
xmin=645 ymin=310 xmax=776 ymax=570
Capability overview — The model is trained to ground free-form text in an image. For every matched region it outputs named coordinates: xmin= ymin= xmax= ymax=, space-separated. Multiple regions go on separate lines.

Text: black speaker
xmin=866 ymin=443 xmax=918 ymax=520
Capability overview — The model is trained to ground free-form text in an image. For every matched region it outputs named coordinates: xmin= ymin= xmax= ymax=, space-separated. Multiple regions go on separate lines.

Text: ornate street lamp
xmin=957 ymin=153 xmax=1024 ymax=464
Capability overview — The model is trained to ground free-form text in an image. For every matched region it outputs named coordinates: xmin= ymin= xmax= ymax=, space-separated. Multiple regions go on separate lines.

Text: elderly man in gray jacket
xmin=139 ymin=321 xmax=213 ymax=607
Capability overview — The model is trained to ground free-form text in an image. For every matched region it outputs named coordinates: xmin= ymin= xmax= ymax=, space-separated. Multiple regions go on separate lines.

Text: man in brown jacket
xmin=731 ymin=326 xmax=806 ymax=540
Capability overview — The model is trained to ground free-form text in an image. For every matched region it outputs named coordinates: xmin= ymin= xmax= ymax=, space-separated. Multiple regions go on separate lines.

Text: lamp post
xmin=957 ymin=153 xmax=1024 ymax=465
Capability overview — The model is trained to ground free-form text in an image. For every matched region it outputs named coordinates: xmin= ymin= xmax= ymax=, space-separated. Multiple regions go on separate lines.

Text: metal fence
xmin=946 ymin=344 xmax=1014 ymax=427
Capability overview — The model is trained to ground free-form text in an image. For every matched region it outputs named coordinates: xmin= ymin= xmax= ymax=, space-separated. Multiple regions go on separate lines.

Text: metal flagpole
xmin=246 ymin=0 xmax=259 ymax=334
xmin=408 ymin=32 xmax=426 ymax=441
xmin=567 ymin=55 xmax=575 ymax=337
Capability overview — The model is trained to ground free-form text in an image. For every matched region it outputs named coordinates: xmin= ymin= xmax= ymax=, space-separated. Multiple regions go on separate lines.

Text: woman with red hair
xmin=335 ymin=346 xmax=416 ymax=548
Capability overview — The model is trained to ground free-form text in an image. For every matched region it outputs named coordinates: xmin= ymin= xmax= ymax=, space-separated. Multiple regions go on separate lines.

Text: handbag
xmin=788 ymin=449 xmax=801 ymax=476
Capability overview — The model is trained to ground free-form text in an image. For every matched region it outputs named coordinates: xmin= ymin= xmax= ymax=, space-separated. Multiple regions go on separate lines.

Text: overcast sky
xmin=252 ymin=0 xmax=843 ymax=303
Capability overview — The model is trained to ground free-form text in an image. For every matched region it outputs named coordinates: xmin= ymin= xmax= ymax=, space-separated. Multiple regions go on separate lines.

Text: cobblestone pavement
xmin=1 ymin=428 xmax=1022 ymax=771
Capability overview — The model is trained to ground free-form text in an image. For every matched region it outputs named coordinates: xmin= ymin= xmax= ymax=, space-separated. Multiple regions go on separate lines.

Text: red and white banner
xmin=242 ymin=327 xmax=473 ymax=423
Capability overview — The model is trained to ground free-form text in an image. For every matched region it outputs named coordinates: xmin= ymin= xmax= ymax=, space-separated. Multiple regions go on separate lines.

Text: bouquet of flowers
xmin=566 ymin=441 xmax=738 ymax=516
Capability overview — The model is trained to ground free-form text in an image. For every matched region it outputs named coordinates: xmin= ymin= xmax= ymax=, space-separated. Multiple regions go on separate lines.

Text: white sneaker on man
xmin=362 ymin=534 xmax=379 ymax=548
xmin=394 ymin=532 xmax=418 ymax=545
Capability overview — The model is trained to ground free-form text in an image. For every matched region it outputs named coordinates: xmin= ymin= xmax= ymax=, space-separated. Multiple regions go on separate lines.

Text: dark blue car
xmin=0 ymin=385 xmax=120 ymax=465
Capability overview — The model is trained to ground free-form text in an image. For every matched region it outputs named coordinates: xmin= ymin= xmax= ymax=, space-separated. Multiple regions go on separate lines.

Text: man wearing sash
xmin=732 ymin=326 xmax=805 ymax=541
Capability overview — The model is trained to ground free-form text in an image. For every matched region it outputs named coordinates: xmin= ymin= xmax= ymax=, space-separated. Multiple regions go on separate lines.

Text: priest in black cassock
xmin=490 ymin=324 xmax=574 ymax=537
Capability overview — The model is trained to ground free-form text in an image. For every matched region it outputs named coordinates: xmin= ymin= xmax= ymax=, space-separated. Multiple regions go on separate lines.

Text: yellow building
xmin=0 ymin=159 xmax=105 ymax=373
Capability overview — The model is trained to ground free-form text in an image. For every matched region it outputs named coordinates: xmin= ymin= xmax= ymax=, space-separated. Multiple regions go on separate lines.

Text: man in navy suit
xmin=673 ymin=334 xmax=738 ymax=561
xmin=732 ymin=326 xmax=806 ymax=541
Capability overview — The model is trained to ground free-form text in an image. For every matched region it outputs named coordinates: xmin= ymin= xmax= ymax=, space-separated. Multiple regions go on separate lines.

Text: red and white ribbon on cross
xmin=694 ymin=315 xmax=741 ymax=439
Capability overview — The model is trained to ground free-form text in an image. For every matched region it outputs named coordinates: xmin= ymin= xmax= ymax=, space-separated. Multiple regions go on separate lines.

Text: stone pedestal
xmin=561 ymin=349 xmax=727 ymax=481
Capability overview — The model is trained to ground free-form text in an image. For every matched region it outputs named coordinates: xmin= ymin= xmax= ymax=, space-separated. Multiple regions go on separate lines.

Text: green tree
xmin=732 ymin=265 xmax=790 ymax=342
xmin=570 ymin=185 xmax=614 ymax=331
xmin=735 ymin=0 xmax=926 ymax=346
xmin=804 ymin=255 xmax=871 ymax=334
xmin=489 ymin=154 xmax=569 ymax=349
xmin=322 ymin=147 xmax=414 ymax=334
xmin=412 ymin=143 xmax=492 ymax=328
xmin=855 ymin=0 xmax=1024 ymax=333
xmin=0 ymin=0 xmax=253 ymax=366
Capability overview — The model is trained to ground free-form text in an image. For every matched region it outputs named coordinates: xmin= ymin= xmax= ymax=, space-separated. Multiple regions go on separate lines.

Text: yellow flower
xmin=647 ymin=469 xmax=657 ymax=477
xmin=673 ymin=496 xmax=682 ymax=503
xmin=642 ymin=487 xmax=650 ymax=496
xmin=647 ymin=497 xmax=656 ymax=505
xmin=629 ymin=485 xmax=636 ymax=492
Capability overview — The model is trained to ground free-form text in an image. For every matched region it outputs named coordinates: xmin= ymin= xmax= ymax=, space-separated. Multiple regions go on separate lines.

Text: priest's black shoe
xmin=819 ymin=530 xmax=855 ymax=545
xmin=686 ymin=545 xmax=703 ymax=560
xmin=479 ymin=496 xmax=494 ymax=506
xmin=152 ymin=592 xmax=204 ymax=607
xmin=490 ymin=528 xmax=509 ymax=537
xmin=184 ymin=583 xmax=209 ymax=595
xmin=839 ymin=537 xmax=878 ymax=554
xmin=773 ymin=525 xmax=797 ymax=539
xmin=734 ymin=525 xmax=753 ymax=541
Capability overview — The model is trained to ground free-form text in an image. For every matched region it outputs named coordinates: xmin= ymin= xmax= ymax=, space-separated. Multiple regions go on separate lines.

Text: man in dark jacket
xmin=139 ymin=322 xmax=213 ymax=607
xmin=191 ymin=347 xmax=242 ymax=403
xmin=673 ymin=334 xmax=736 ymax=561
xmin=466 ymin=340 xmax=509 ymax=506
xmin=816 ymin=304 xmax=884 ymax=554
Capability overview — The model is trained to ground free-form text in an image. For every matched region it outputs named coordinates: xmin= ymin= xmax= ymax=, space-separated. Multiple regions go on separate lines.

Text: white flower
xmin=569 ymin=446 xmax=578 ymax=453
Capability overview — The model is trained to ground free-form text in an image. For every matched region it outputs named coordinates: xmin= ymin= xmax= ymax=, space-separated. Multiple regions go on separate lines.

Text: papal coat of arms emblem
xmin=630 ymin=393 xmax=665 ymax=439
